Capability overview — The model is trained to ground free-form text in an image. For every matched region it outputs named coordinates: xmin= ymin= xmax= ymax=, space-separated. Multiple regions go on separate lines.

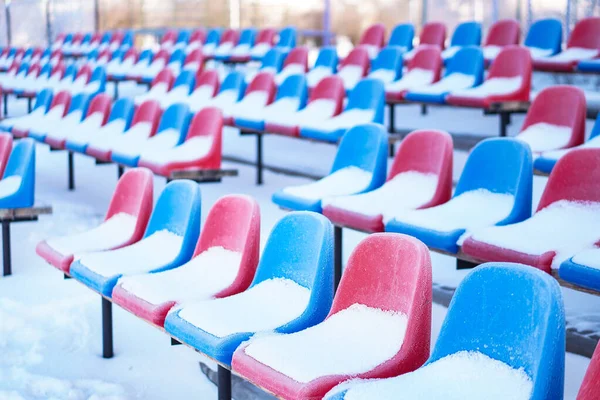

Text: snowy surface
xmin=93 ymin=122 xmax=152 ymax=153
xmin=72 ymin=119 xmax=127 ymax=149
xmin=451 ymin=76 xmax=523 ymax=98
xmin=230 ymin=91 xmax=270 ymax=121
xmin=306 ymin=66 xmax=334 ymax=88
xmin=260 ymin=97 xmax=301 ymax=126
xmin=338 ymin=65 xmax=365 ymax=90
xmin=571 ymin=247 xmax=600 ymax=270
xmin=327 ymin=351 xmax=533 ymax=400
xmin=323 ymin=171 xmax=439 ymax=222
xmin=441 ymin=46 xmax=460 ymax=60
xmin=199 ymin=90 xmax=239 ymax=115
xmin=368 ymin=69 xmax=397 ymax=85
xmin=482 ymin=45 xmax=502 ymax=60
xmin=539 ymin=135 xmax=600 ymax=162
xmin=118 ymin=246 xmax=242 ymax=305
xmin=114 ymin=128 xmax=181 ymax=158
xmin=250 ymin=43 xmax=271 ymax=59
xmin=16 ymin=105 xmax=65 ymax=133
xmin=291 ymin=99 xmax=338 ymax=128
xmin=48 ymin=113 xmax=105 ymax=141
xmin=0 ymin=175 xmax=22 ymax=198
xmin=182 ymin=85 xmax=215 ymax=110
xmin=134 ymin=83 xmax=169 ymax=104
xmin=274 ymin=64 xmax=306 ymax=85
xmin=283 ymin=166 xmax=373 ymax=201
xmin=158 ymin=85 xmax=191 ymax=109
xmin=79 ymin=230 xmax=183 ymax=278
xmin=42 ymin=111 xmax=84 ymax=139
xmin=245 ymin=303 xmax=408 ymax=383
xmin=409 ymin=73 xmax=475 ymax=95
xmin=517 ymin=122 xmax=573 ymax=153
xmin=301 ymin=109 xmax=375 ymax=134
xmin=177 ymin=278 xmax=311 ymax=338
xmin=141 ymin=135 xmax=213 ymax=164
xmin=527 ymin=46 xmax=555 ymax=60
xmin=386 ymin=68 xmax=436 ymax=94
xmin=469 ymin=200 xmax=600 ymax=268
xmin=46 ymin=213 xmax=137 ymax=256
xmin=231 ymin=44 xmax=251 ymax=58
xmin=539 ymin=47 xmax=599 ymax=63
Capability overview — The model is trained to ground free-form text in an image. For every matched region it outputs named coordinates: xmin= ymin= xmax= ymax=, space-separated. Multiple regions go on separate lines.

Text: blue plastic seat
xmin=525 ymin=18 xmax=563 ymax=59
xmin=120 ymin=30 xmax=135 ymax=50
xmin=276 ymin=26 xmax=297 ymax=53
xmin=28 ymin=92 xmax=93 ymax=142
xmin=69 ymin=179 xmax=201 ymax=297
xmin=368 ymin=47 xmax=403 ymax=84
xmin=560 ymin=248 xmax=600 ymax=292
xmin=299 ymin=78 xmax=385 ymax=142
xmin=175 ymin=30 xmax=191 ymax=48
xmin=314 ymin=47 xmax=338 ymax=71
xmin=13 ymin=63 xmax=52 ymax=95
xmin=169 ymin=69 xmax=196 ymax=95
xmin=330 ymin=263 xmax=565 ymax=400
xmin=386 ymin=138 xmax=533 ymax=253
xmin=219 ymin=27 xmax=256 ymax=61
xmin=86 ymin=66 xmax=107 ymax=95
xmin=387 ymin=23 xmax=414 ymax=52
xmin=0 ymin=88 xmax=53 ymax=132
xmin=0 ymin=138 xmax=36 ymax=209
xmin=164 ymin=211 xmax=334 ymax=366
xmin=274 ymin=124 xmax=388 ymax=212
xmin=449 ymin=21 xmax=482 ymax=48
xmin=111 ymin=103 xmax=191 ymax=167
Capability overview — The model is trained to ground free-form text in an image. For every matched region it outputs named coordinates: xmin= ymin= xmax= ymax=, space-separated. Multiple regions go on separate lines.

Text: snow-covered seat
xmin=41 ymin=64 xmax=77 ymax=94
xmin=181 ymin=69 xmax=220 ymax=111
xmin=201 ymin=29 xmax=222 ymax=59
xmin=36 ymin=168 xmax=153 ymax=272
xmin=306 ymin=47 xmax=338 ymax=89
xmin=0 ymin=62 xmax=24 ymax=90
xmin=112 ymin=194 xmax=260 ymax=326
xmin=171 ymin=29 xmax=191 ymax=51
xmin=125 ymin=49 xmax=155 ymax=80
xmin=15 ymin=63 xmax=56 ymax=96
xmin=300 ymin=78 xmax=385 ymax=143
xmin=441 ymin=21 xmax=481 ymax=60
xmin=133 ymin=49 xmax=170 ymax=83
xmin=225 ymin=28 xmax=256 ymax=62
xmin=524 ymin=18 xmax=563 ymax=60
xmin=11 ymin=90 xmax=71 ymax=138
xmin=405 ymin=46 xmax=483 ymax=104
xmin=243 ymin=48 xmax=286 ymax=84
xmin=212 ymin=29 xmax=239 ymax=61
xmin=191 ymin=70 xmax=246 ymax=114
xmin=52 ymin=64 xmax=92 ymax=95
xmin=234 ymin=233 xmax=432 ymax=399
xmin=364 ymin=46 xmax=402 ymax=88
xmin=336 ymin=47 xmax=370 ymax=91
xmin=222 ymin=71 xmax=275 ymax=126
xmin=86 ymin=48 xmax=112 ymax=69
xmin=481 ymin=19 xmax=520 ymax=63
xmin=463 ymin=148 xmax=600 ymax=273
xmin=327 ymin=263 xmax=565 ymax=400
xmin=70 ymin=33 xmax=91 ymax=56
xmin=50 ymin=34 xmax=67 ymax=52
xmin=145 ymin=49 xmax=185 ymax=83
xmin=387 ymin=23 xmax=414 ymax=53
xmin=0 ymin=48 xmax=16 ymax=72
xmin=385 ymin=46 xmax=442 ymax=102
xmin=274 ymin=26 xmax=297 ymax=55
xmin=111 ymin=103 xmax=190 ymax=167
xmin=357 ymin=23 xmax=386 ymax=60
xmin=247 ymin=28 xmax=276 ymax=61
xmin=39 ymin=49 xmax=62 ymax=67
xmin=68 ymin=66 xmax=106 ymax=97
xmin=386 ymin=138 xmax=533 ymax=254
xmin=106 ymin=48 xmax=138 ymax=80
xmin=323 ymin=129 xmax=453 ymax=233
xmin=158 ymin=70 xmax=196 ymax=109
xmin=273 ymin=46 xmax=308 ymax=85
xmin=276 ymin=124 xmax=388 ymax=212
xmin=159 ymin=30 xmax=178 ymax=52
xmin=184 ymin=29 xmax=206 ymax=55
xmin=180 ymin=48 xmax=204 ymax=75
xmin=534 ymin=17 xmax=600 ymax=72
xmin=0 ymin=138 xmax=36 ymax=209
xmin=164 ymin=211 xmax=334 ymax=366
xmin=2 ymin=63 xmax=38 ymax=94
xmin=69 ymin=179 xmax=201 ymax=297
xmin=0 ymin=88 xmax=53 ymax=133
xmin=560 ymin=247 xmax=600 ymax=293
xmin=134 ymin=68 xmax=175 ymax=105
xmin=446 ymin=46 xmax=532 ymax=108
xmin=62 ymin=33 xmax=83 ymax=55
xmin=402 ymin=22 xmax=446 ymax=62
xmin=78 ymin=32 xmax=101 ymax=56
xmin=29 ymin=92 xmax=93 ymax=143
xmin=515 ymin=86 xmax=585 ymax=155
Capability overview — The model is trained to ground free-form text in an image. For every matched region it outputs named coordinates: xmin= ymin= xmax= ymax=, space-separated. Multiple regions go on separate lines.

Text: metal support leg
xmin=2 ymin=221 xmax=10 ymax=276
xmin=102 ymin=297 xmax=114 ymax=358
xmin=64 ymin=273 xmax=71 ymax=279
xmin=217 ymin=365 xmax=232 ymax=400
xmin=27 ymin=98 xmax=32 ymax=113
xmin=388 ymin=103 xmax=395 ymax=157
xmin=256 ymin=133 xmax=263 ymax=185
xmin=457 ymin=258 xmax=478 ymax=270
xmin=334 ymin=226 xmax=342 ymax=291
xmin=499 ymin=112 xmax=510 ymax=137
xmin=113 ymin=81 xmax=119 ymax=100
xmin=170 ymin=337 xmax=181 ymax=346
xmin=421 ymin=104 xmax=428 ymax=115
xmin=117 ymin=165 xmax=124 ymax=179
xmin=68 ymin=152 xmax=75 ymax=190
xmin=3 ymin=94 xmax=7 ymax=117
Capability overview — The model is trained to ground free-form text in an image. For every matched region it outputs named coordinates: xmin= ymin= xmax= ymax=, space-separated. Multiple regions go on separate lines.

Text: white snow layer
xmin=482 ymin=45 xmax=502 ymax=60
xmin=409 ymin=73 xmax=475 ymax=95
xmin=0 ymin=176 xmax=22 ymax=198
xmin=338 ymin=65 xmax=365 ymax=90
xmin=250 ymin=43 xmax=271 ymax=58
xmin=244 ymin=303 xmax=408 ymax=383
xmin=451 ymin=76 xmax=523 ymax=98
xmin=368 ymin=69 xmax=397 ymax=85
xmin=386 ymin=68 xmax=436 ymax=94
xmin=527 ymin=47 xmax=554 ymax=60
xmin=289 ymin=99 xmax=338 ymax=129
xmin=68 ymin=118 xmax=127 ymax=148
xmin=142 ymin=135 xmax=213 ymax=164
xmin=301 ymin=109 xmax=375 ymax=134
xmin=539 ymin=47 xmax=599 ymax=63
xmin=275 ymin=64 xmax=306 ymax=85
xmin=441 ymin=46 xmax=460 ymax=60
xmin=94 ymin=121 xmax=152 ymax=153
xmin=177 ymin=278 xmax=311 ymax=338
xmin=538 ymin=135 xmax=600 ymax=162
xmin=306 ymin=66 xmax=334 ymax=88
xmin=571 ymin=247 xmax=600 ymax=270
xmin=517 ymin=122 xmax=573 ymax=153
xmin=113 ymin=128 xmax=181 ymax=158
xmin=230 ymin=91 xmax=271 ymax=121
xmin=283 ymin=166 xmax=373 ymax=201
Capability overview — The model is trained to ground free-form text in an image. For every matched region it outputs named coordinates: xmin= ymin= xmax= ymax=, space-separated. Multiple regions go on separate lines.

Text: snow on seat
xmin=401 ymin=22 xmax=447 ymax=62
xmin=385 ymin=46 xmax=441 ymax=102
xmin=446 ymin=46 xmax=532 ymax=108
xmin=106 ymin=48 xmax=138 ymax=80
xmin=112 ymin=194 xmax=260 ymax=326
xmin=306 ymin=47 xmax=338 ymax=89
xmin=404 ymin=46 xmax=483 ymax=104
xmin=356 ymin=23 xmax=386 ymax=60
xmin=86 ymin=100 xmax=162 ymax=162
xmin=28 ymin=92 xmax=93 ymax=143
xmin=212 ymin=29 xmax=240 ymax=61
xmin=125 ymin=49 xmax=155 ymax=80
xmin=515 ymin=86 xmax=585 ymax=155
xmin=158 ymin=70 xmax=196 ymax=109
xmin=463 ymin=148 xmax=600 ymax=273
xmin=524 ymin=18 xmax=563 ymax=60
xmin=481 ymin=19 xmax=520 ymax=63
xmin=0 ymin=88 xmax=53 ymax=133
xmin=323 ymin=130 xmax=453 ymax=233
xmin=243 ymin=48 xmax=286 ymax=84
xmin=274 ymin=26 xmax=297 ymax=54
xmin=41 ymin=64 xmax=77 ymax=94
xmin=534 ymin=17 xmax=600 ymax=72
xmin=133 ymin=68 xmax=175 ymax=105
xmin=69 ymin=179 xmax=201 ymax=297
xmin=387 ymin=23 xmax=414 ymax=53
xmin=37 ymin=168 xmax=153 ymax=272
xmin=191 ymin=70 xmax=246 ymax=114
xmin=273 ymin=46 xmax=308 ymax=85
xmin=327 ymin=263 xmax=565 ymax=400
xmin=16 ymin=63 xmax=53 ymax=96
xmin=164 ymin=211 xmax=334 ymax=366
xmin=3 ymin=63 xmax=39 ymax=94
xmin=336 ymin=47 xmax=370 ymax=92
xmin=247 ymin=28 xmax=276 ymax=61
xmin=184 ymin=28 xmax=206 ymax=55
xmin=158 ymin=30 xmax=178 ymax=51
xmin=53 ymin=64 xmax=92 ymax=95
xmin=201 ymin=29 xmax=222 ymax=59
xmin=275 ymin=124 xmax=387 ymax=212
xmin=11 ymin=90 xmax=71 ymax=138
xmin=0 ymin=62 xmax=26 ymax=91
xmin=132 ymin=49 xmax=169 ymax=83
xmin=366 ymin=47 xmax=402 ymax=87
xmin=560 ymin=247 xmax=600 ymax=293
xmin=233 ymin=233 xmax=432 ymax=398
xmin=226 ymin=28 xmax=256 ymax=62
xmin=300 ymin=78 xmax=385 ymax=143
xmin=111 ymin=103 xmax=190 ymax=167
xmin=441 ymin=21 xmax=481 ymax=60
xmin=182 ymin=69 xmax=220 ymax=112
xmin=386 ymin=138 xmax=533 ymax=254
xmin=222 ymin=71 xmax=275 ymax=126
xmin=0 ymin=139 xmax=36 ymax=209
xmin=66 ymin=97 xmax=135 ymax=154
xmin=180 ymin=48 xmax=204 ymax=75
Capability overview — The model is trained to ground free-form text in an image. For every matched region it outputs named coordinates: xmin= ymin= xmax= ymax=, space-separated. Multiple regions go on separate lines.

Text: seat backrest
xmin=175 ymin=29 xmax=190 ymax=45
xmin=3 ymin=138 xmax=36 ymax=207
xmin=189 ymin=28 xmax=206 ymax=45
xmin=308 ymin=75 xmax=345 ymax=116
xmin=431 ymin=263 xmax=565 ymax=400
xmin=168 ymin=48 xmax=186 ymax=65
xmin=161 ymin=30 xmax=178 ymax=46
xmin=283 ymin=46 xmax=308 ymax=71
xmin=138 ymin=49 xmax=154 ymax=63
xmin=359 ymin=23 xmax=386 ymax=48
xmin=131 ymin=100 xmax=163 ymax=135
xmin=450 ymin=21 xmax=482 ymax=47
xmin=85 ymin=93 xmax=111 ymax=124
xmin=245 ymin=72 xmax=276 ymax=103
xmin=62 ymin=64 xmax=78 ymax=81
xmin=444 ymin=46 xmax=484 ymax=84
xmin=577 ymin=342 xmax=600 ymax=399
xmin=388 ymin=23 xmax=415 ymax=50
xmin=276 ymin=26 xmax=297 ymax=49
xmin=156 ymin=103 xmax=191 ymax=145
xmin=419 ymin=22 xmax=447 ymax=48
xmin=182 ymin=107 xmax=223 ymax=171
xmin=99 ymin=32 xmax=111 ymax=45
xmin=34 ymin=89 xmax=53 ymax=113
xmin=487 ymin=45 xmax=532 ymax=85
xmin=172 ymin=69 xmax=196 ymax=93
xmin=67 ymin=92 xmax=93 ymax=119
xmin=122 ymin=47 xmax=139 ymax=63
xmin=105 ymin=168 xmax=153 ymax=233
xmin=275 ymin=74 xmax=308 ymax=107
xmin=256 ymin=28 xmax=276 ymax=45
xmin=260 ymin=48 xmax=285 ymax=71
xmin=0 ymin=133 xmax=12 ymax=178
xmin=524 ymin=18 xmax=562 ymax=55
xmin=153 ymin=49 xmax=171 ymax=65
xmin=220 ymin=71 xmax=247 ymax=100
xmin=16 ymin=62 xmax=29 ymax=76
xmin=183 ymin=48 xmax=203 ymax=69
xmin=220 ymin=28 xmax=239 ymax=45
xmin=150 ymin=68 xmax=175 ymax=90
xmin=195 ymin=69 xmax=220 ymax=95
xmin=75 ymin=64 xmax=92 ymax=83
xmin=340 ymin=46 xmax=370 ymax=73
xmin=49 ymin=90 xmax=72 ymax=116
xmin=314 ymin=46 xmax=338 ymax=70
xmin=484 ymin=19 xmax=520 ymax=46
xmin=371 ymin=46 xmax=403 ymax=76
xmin=345 ymin=78 xmax=386 ymax=123
xmin=107 ymin=97 xmax=135 ymax=128
xmin=204 ymin=28 xmax=222 ymax=46
xmin=567 ymin=17 xmax=600 ymax=50
xmin=110 ymin=48 xmax=126 ymax=62
xmin=79 ymin=33 xmax=92 ymax=46
xmin=89 ymin=66 xmax=106 ymax=90
xmin=238 ymin=28 xmax=257 ymax=46
xmin=406 ymin=45 xmax=442 ymax=81
xmin=455 ymin=138 xmax=533 ymax=223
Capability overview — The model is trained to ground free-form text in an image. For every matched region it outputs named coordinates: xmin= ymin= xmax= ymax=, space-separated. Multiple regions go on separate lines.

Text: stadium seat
xmin=183 ymin=69 xmax=220 ymax=111
xmin=386 ymin=138 xmax=533 ymax=254
xmin=575 ymin=342 xmax=600 ymax=399
xmin=482 ymin=19 xmax=520 ymax=62
xmin=28 ymin=92 xmax=93 ymax=142
xmin=134 ymin=68 xmax=175 ymax=105
xmin=201 ymin=28 xmax=222 ymax=58
xmin=51 ymin=33 xmax=68 ymax=52
xmin=0 ymin=88 xmax=53 ymax=132
xmin=306 ymin=46 xmax=338 ymax=88
xmin=20 ymin=63 xmax=65 ymax=96
xmin=79 ymin=33 xmax=101 ymax=55
xmin=63 ymin=33 xmax=83 ymax=55
xmin=36 ymin=168 xmax=153 ymax=272
xmin=106 ymin=48 xmax=139 ymax=80
xmin=0 ymin=138 xmax=36 ymax=209
xmin=159 ymin=48 xmax=187 ymax=79
xmin=11 ymin=90 xmax=70 ymax=138
xmin=386 ymin=46 xmax=442 ymax=102
xmin=323 ymin=129 xmax=453 ymax=233
xmin=276 ymin=124 xmax=387 ymax=212
xmin=446 ymin=46 xmax=532 ymax=108
xmin=227 ymin=28 xmax=257 ymax=62
xmin=274 ymin=46 xmax=308 ymax=85
xmin=0 ymin=134 xmax=12 ymax=178
xmin=249 ymin=28 xmax=277 ymax=61
xmin=365 ymin=46 xmax=403 ymax=86
xmin=402 ymin=22 xmax=447 ymax=61
xmin=0 ymin=48 xmax=16 ymax=72
xmin=463 ymin=148 xmax=600 ymax=273
xmin=534 ymin=17 xmax=600 ymax=72
xmin=190 ymin=70 xmax=246 ymax=113
xmin=243 ymin=48 xmax=286 ymax=83
xmin=387 ymin=23 xmax=414 ymax=52
xmin=222 ymin=72 xmax=276 ymax=126
xmin=212 ymin=29 xmax=240 ymax=61
xmin=164 ymin=211 xmax=334 ymax=366
xmin=3 ymin=63 xmax=39 ymax=94
xmin=87 ymin=48 xmax=112 ymax=68
xmin=524 ymin=18 xmax=563 ymax=59
xmin=94 ymin=32 xmax=112 ymax=54
xmin=53 ymin=64 xmax=92 ymax=94
xmin=43 ymin=64 xmax=77 ymax=93
xmin=158 ymin=70 xmax=196 ymax=109
xmin=159 ymin=30 xmax=178 ymax=51
xmin=173 ymin=30 xmax=191 ymax=51
xmin=275 ymin=26 xmax=297 ymax=53
xmin=112 ymin=194 xmax=260 ymax=326
xmin=69 ymin=66 xmax=106 ymax=96
xmin=441 ymin=21 xmax=482 ymax=60
xmin=125 ymin=49 xmax=155 ymax=80
xmin=327 ymin=263 xmax=565 ymax=400
xmin=336 ymin=47 xmax=370 ymax=91
xmin=358 ymin=23 xmax=386 ymax=59
xmin=134 ymin=49 xmax=170 ymax=83
xmin=185 ymin=28 xmax=206 ymax=54
xmin=0 ymin=62 xmax=29 ymax=92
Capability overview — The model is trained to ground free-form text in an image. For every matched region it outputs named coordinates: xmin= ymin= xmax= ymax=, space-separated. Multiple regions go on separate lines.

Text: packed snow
xmin=527 ymin=46 xmax=555 ymax=60
xmin=249 ymin=43 xmax=271 ymax=58
xmin=368 ymin=69 xmax=397 ymax=85
xmin=78 ymin=230 xmax=183 ymax=278
xmin=322 ymin=171 xmax=439 ymax=222
xmin=214 ymin=42 xmax=234 ymax=58
xmin=385 ymin=68 xmax=436 ymax=94
xmin=290 ymin=99 xmax=338 ymax=129
xmin=201 ymin=90 xmax=240 ymax=115
xmin=274 ymin=64 xmax=306 ymax=85
xmin=301 ymin=108 xmax=375 ymax=134
xmin=177 ymin=278 xmax=311 ymax=338
xmin=141 ymin=135 xmax=213 ymax=164
xmin=181 ymin=85 xmax=215 ymax=110
xmin=469 ymin=200 xmax=600 ymax=268
xmin=230 ymin=44 xmax=251 ymax=58
xmin=134 ymin=82 xmax=169 ymax=104
xmin=92 ymin=122 xmax=152 ymax=153
xmin=539 ymin=47 xmax=599 ymax=63
xmin=159 ymin=85 xmax=192 ymax=108
xmin=230 ymin=91 xmax=271 ymax=122
xmin=306 ymin=66 xmax=334 ymax=88
xmin=482 ymin=45 xmax=502 ymax=60
xmin=283 ymin=166 xmax=373 ymax=200
xmin=114 ymin=128 xmax=181 ymax=158
xmin=68 ymin=118 xmax=127 ymax=148
xmin=259 ymin=97 xmax=302 ymax=125
xmin=408 ymin=73 xmax=475 ymax=95
xmin=117 ymin=246 xmax=242 ymax=305
xmin=441 ymin=46 xmax=460 ymax=60
xmin=450 ymin=76 xmax=523 ymax=98
xmin=327 ymin=351 xmax=533 ymax=400
xmin=571 ymin=247 xmax=600 ymax=270
xmin=244 ymin=303 xmax=408 ymax=383
xmin=538 ymin=135 xmax=600 ymax=162
xmin=517 ymin=122 xmax=573 ymax=153
xmin=0 ymin=176 xmax=22 ymax=198
xmin=47 ymin=112 xmax=105 ymax=141
xmin=338 ymin=65 xmax=365 ymax=90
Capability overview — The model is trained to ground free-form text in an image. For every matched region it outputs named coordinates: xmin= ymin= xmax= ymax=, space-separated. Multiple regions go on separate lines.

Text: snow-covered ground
xmin=0 ymin=80 xmax=596 ymax=399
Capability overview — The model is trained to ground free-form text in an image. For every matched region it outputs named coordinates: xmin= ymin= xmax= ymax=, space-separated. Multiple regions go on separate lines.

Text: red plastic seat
xmin=484 ymin=19 xmax=520 ymax=47
xmin=111 ymin=194 xmax=260 ymax=326
xmin=225 ymin=72 xmax=276 ymax=125
xmin=94 ymin=48 xmax=112 ymax=65
xmin=337 ymin=47 xmax=370 ymax=89
xmin=189 ymin=28 xmax=206 ymax=45
xmin=183 ymin=48 xmax=204 ymax=73
xmin=418 ymin=22 xmax=447 ymax=49
xmin=323 ymin=130 xmax=453 ymax=232
xmin=160 ymin=30 xmax=178 ymax=49
xmin=577 ymin=342 xmax=600 ymax=399
xmin=151 ymin=68 xmax=176 ymax=91
xmin=386 ymin=45 xmax=442 ymax=102
xmin=358 ymin=23 xmax=386 ymax=58
xmin=233 ymin=233 xmax=432 ymax=399
xmin=194 ymin=69 xmax=220 ymax=94
xmin=75 ymin=64 xmax=93 ymax=85
xmin=0 ymin=133 xmax=13 ymax=178
xmin=282 ymin=46 xmax=309 ymax=73
xmin=36 ymin=168 xmax=154 ymax=272
xmin=12 ymin=90 xmax=71 ymax=138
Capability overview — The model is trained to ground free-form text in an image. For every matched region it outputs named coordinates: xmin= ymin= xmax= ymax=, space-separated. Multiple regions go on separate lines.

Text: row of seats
xmin=35 ymin=172 xmax=598 ymax=399
xmin=51 ymin=30 xmax=134 ymax=57
xmin=0 ymin=47 xmax=62 ymax=73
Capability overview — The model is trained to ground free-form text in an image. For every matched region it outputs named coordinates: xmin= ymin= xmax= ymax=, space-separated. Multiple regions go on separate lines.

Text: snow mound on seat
xmin=527 ymin=47 xmax=554 ymax=60
xmin=483 ymin=45 xmax=502 ymax=60
xmin=46 ymin=212 xmax=137 ymax=256
xmin=231 ymin=44 xmax=251 ymax=58
xmin=135 ymin=82 xmax=169 ymax=104
xmin=328 ymin=351 xmax=532 ymax=400
xmin=307 ymin=66 xmax=334 ymax=88
xmin=260 ymin=97 xmax=301 ymax=125
xmin=183 ymin=85 xmax=215 ymax=109
xmin=470 ymin=200 xmax=600 ymax=268
xmin=540 ymin=47 xmax=599 ymax=63
xmin=450 ymin=76 xmax=522 ymax=98
xmin=206 ymin=90 xmax=241 ymax=115
xmin=116 ymin=128 xmax=181 ymax=158
xmin=275 ymin=64 xmax=306 ymax=85
xmin=177 ymin=278 xmax=310 ymax=338
xmin=69 ymin=119 xmax=127 ymax=148
xmin=245 ymin=303 xmax=408 ymax=383
xmin=250 ymin=43 xmax=271 ymax=58
xmin=368 ymin=69 xmax=396 ymax=85
xmin=291 ymin=99 xmax=338 ymax=129
xmin=386 ymin=68 xmax=435 ymax=94
xmin=301 ymin=109 xmax=375 ymax=134
xmin=49 ymin=112 xmax=105 ymax=141
xmin=79 ymin=230 xmax=183 ymax=278
xmin=283 ymin=166 xmax=373 ymax=201
xmin=517 ymin=122 xmax=573 ymax=153
xmin=390 ymin=189 xmax=515 ymax=244
xmin=323 ymin=171 xmax=439 ymax=222
xmin=441 ymin=46 xmax=460 ymax=60
xmin=118 ymin=246 xmax=242 ymax=305
xmin=571 ymin=247 xmax=600 ymax=270
xmin=102 ymin=122 xmax=153 ymax=153
xmin=231 ymin=91 xmax=271 ymax=121
xmin=0 ymin=176 xmax=22 ymax=198
xmin=338 ymin=65 xmax=365 ymax=90
xmin=409 ymin=73 xmax=475 ymax=95
xmin=142 ymin=136 xmax=213 ymax=164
